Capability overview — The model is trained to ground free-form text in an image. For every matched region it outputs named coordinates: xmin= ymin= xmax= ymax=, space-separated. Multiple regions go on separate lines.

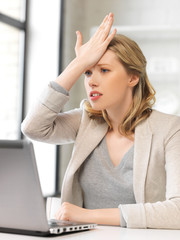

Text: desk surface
xmin=0 ymin=226 xmax=180 ymax=240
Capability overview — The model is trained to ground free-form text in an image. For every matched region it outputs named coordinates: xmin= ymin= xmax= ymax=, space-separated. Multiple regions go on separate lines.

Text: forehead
xmin=97 ymin=50 xmax=119 ymax=66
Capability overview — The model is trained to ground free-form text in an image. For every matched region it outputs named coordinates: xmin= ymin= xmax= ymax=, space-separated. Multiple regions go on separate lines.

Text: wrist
xmin=73 ymin=55 xmax=90 ymax=72
xmin=90 ymin=208 xmax=120 ymax=226
xmin=54 ymin=56 xmax=86 ymax=91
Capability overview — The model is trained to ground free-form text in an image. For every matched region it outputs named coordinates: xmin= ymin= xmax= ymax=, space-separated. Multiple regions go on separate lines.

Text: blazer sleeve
xmin=21 ymin=85 xmax=83 ymax=144
xmin=119 ymin=128 xmax=180 ymax=229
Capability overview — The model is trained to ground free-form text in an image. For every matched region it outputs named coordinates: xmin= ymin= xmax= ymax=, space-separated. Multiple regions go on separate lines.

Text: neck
xmin=106 ymin=103 xmax=132 ymax=134
xmin=105 ymin=88 xmax=133 ymax=136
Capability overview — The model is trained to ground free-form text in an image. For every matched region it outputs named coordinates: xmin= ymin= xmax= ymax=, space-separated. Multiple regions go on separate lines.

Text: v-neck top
xmin=78 ymin=136 xmax=136 ymax=209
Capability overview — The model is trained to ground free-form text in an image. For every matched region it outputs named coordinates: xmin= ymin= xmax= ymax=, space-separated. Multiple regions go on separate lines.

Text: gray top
xmin=79 ymin=137 xmax=135 ymax=209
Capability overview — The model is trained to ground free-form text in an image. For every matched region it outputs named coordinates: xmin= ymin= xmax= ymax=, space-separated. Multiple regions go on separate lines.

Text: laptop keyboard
xmin=48 ymin=219 xmax=78 ymax=227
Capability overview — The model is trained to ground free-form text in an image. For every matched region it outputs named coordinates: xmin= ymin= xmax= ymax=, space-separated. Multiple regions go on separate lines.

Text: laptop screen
xmin=0 ymin=140 xmax=49 ymax=233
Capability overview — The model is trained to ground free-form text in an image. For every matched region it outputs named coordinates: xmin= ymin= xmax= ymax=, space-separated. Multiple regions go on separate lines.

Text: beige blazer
xmin=22 ymin=85 xmax=180 ymax=229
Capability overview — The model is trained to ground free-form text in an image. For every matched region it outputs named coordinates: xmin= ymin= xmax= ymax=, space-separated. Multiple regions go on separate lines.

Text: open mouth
xmin=90 ymin=91 xmax=103 ymax=101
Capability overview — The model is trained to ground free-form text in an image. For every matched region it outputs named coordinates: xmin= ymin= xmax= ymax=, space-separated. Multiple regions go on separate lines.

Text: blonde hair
xmin=84 ymin=34 xmax=156 ymax=136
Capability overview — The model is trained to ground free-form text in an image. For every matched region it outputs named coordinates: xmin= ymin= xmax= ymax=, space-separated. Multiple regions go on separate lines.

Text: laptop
xmin=0 ymin=139 xmax=97 ymax=236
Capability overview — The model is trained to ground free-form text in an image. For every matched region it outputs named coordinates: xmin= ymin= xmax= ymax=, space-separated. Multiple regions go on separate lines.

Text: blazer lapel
xmin=69 ymin=119 xmax=108 ymax=173
xmin=133 ymin=118 xmax=153 ymax=203
xmin=61 ymin=119 xmax=108 ymax=205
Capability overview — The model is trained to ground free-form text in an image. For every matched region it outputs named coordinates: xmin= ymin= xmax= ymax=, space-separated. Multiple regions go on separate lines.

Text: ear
xmin=128 ymin=74 xmax=139 ymax=87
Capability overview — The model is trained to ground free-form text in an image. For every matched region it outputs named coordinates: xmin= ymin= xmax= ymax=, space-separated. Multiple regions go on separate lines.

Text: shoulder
xmin=149 ymin=109 xmax=180 ymax=128
xmin=136 ymin=109 xmax=180 ymax=137
xmin=142 ymin=109 xmax=180 ymax=137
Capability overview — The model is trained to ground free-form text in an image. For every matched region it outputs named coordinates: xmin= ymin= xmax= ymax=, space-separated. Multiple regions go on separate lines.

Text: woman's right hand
xmin=54 ymin=13 xmax=116 ymax=91
xmin=75 ymin=13 xmax=116 ymax=70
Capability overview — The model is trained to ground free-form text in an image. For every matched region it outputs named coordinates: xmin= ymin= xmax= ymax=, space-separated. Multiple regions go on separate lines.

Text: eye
xmin=101 ymin=68 xmax=109 ymax=73
xmin=84 ymin=70 xmax=92 ymax=77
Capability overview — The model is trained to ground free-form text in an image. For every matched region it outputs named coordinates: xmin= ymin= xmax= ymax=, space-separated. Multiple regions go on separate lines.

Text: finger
xmin=108 ymin=12 xmax=114 ymax=18
xmin=99 ymin=14 xmax=109 ymax=28
xmin=101 ymin=28 xmax=117 ymax=49
xmin=93 ymin=14 xmax=109 ymax=37
xmin=96 ymin=13 xmax=114 ymax=41
xmin=55 ymin=204 xmax=66 ymax=220
xmin=56 ymin=211 xmax=69 ymax=221
xmin=75 ymin=31 xmax=83 ymax=54
xmin=105 ymin=13 xmax=114 ymax=32
xmin=99 ymin=13 xmax=113 ymax=29
xmin=61 ymin=213 xmax=69 ymax=221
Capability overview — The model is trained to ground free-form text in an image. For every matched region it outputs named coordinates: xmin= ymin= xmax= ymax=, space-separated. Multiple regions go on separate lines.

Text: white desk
xmin=0 ymin=226 xmax=180 ymax=240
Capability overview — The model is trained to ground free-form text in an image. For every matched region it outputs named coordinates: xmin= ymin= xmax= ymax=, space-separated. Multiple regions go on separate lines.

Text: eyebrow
xmin=96 ymin=63 xmax=111 ymax=67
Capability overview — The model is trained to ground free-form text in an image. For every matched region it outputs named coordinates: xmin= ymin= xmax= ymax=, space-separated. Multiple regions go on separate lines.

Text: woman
xmin=21 ymin=13 xmax=180 ymax=229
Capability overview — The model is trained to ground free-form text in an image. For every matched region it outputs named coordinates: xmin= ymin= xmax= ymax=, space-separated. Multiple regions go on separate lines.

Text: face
xmin=84 ymin=50 xmax=138 ymax=114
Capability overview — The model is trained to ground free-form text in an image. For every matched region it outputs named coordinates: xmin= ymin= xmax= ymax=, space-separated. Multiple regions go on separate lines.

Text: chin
xmin=90 ymin=103 xmax=105 ymax=111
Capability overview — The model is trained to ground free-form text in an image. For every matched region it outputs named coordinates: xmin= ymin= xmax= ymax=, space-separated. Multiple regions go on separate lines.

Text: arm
xmin=22 ymin=13 xmax=116 ymax=143
xmin=119 ymin=129 xmax=180 ymax=229
xmin=21 ymin=85 xmax=82 ymax=144
xmin=55 ymin=202 xmax=120 ymax=226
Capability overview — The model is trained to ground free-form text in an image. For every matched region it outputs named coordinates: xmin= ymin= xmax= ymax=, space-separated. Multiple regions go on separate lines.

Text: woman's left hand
xmin=55 ymin=202 xmax=91 ymax=223
xmin=55 ymin=202 xmax=120 ymax=226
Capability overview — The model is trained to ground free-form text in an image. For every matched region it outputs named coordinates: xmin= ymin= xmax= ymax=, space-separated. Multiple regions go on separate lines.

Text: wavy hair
xmin=84 ymin=34 xmax=156 ymax=136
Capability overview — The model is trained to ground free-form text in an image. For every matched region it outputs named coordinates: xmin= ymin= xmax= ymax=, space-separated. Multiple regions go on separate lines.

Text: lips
xmin=89 ymin=91 xmax=103 ymax=101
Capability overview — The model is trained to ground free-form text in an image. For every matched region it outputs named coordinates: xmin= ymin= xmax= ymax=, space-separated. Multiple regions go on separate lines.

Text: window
xmin=0 ymin=0 xmax=26 ymax=21
xmin=0 ymin=0 xmax=63 ymax=197
xmin=0 ymin=0 xmax=27 ymax=139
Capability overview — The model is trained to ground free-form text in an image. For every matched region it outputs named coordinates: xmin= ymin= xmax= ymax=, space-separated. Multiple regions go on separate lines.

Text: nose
xmin=88 ymin=73 xmax=99 ymax=88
